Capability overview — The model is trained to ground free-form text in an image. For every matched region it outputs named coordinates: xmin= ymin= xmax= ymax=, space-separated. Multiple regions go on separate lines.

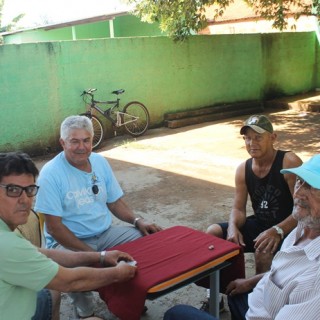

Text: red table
xmin=97 ymin=226 xmax=243 ymax=320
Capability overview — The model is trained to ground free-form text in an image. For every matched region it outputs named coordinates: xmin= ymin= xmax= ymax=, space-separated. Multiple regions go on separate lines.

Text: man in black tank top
xmin=206 ymin=115 xmax=302 ymax=275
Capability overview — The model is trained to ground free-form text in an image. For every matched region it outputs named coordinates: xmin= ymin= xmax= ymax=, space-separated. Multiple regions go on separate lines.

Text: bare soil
xmin=34 ymin=108 xmax=320 ymax=320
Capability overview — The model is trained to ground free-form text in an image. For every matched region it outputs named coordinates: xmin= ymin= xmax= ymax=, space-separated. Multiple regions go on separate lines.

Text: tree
xmin=0 ymin=0 xmax=4 ymax=30
xmin=124 ymin=0 xmax=319 ymax=41
xmin=0 ymin=0 xmax=25 ymax=33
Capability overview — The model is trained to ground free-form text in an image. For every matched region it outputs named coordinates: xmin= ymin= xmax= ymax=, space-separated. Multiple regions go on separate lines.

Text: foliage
xmin=246 ymin=0 xmax=319 ymax=31
xmin=0 ymin=0 xmax=3 ymax=43
xmin=0 ymin=0 xmax=25 ymax=33
xmin=1 ymin=13 xmax=25 ymax=32
xmin=124 ymin=0 xmax=319 ymax=41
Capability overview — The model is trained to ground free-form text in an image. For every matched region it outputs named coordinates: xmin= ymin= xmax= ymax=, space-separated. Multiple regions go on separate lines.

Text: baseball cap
xmin=280 ymin=154 xmax=320 ymax=189
xmin=240 ymin=115 xmax=273 ymax=135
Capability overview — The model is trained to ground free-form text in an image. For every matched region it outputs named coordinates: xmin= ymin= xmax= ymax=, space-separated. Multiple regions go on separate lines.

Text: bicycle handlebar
xmin=81 ymin=88 xmax=97 ymax=97
xmin=81 ymin=88 xmax=125 ymax=97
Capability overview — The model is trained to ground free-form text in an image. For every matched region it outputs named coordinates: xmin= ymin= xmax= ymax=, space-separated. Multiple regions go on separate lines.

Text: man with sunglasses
xmin=0 ymin=152 xmax=137 ymax=320
xmin=34 ymin=115 xmax=162 ymax=318
xmin=165 ymin=154 xmax=320 ymax=319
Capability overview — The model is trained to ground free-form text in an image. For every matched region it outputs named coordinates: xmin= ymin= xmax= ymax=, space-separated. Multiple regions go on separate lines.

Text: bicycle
xmin=80 ymin=88 xmax=150 ymax=149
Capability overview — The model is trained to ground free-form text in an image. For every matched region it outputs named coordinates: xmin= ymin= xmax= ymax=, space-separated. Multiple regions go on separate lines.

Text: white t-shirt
xmin=35 ymin=152 xmax=123 ymax=248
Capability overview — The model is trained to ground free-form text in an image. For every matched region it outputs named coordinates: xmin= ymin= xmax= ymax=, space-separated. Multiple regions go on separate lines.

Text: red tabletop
xmin=97 ymin=226 xmax=242 ymax=320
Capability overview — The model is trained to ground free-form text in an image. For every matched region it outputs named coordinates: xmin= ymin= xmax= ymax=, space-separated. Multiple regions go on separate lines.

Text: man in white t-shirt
xmin=35 ymin=115 xmax=162 ymax=318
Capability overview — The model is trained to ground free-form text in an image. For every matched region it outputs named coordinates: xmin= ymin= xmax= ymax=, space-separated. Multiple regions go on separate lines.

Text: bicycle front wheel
xmin=90 ymin=115 xmax=104 ymax=149
xmin=122 ymin=101 xmax=150 ymax=136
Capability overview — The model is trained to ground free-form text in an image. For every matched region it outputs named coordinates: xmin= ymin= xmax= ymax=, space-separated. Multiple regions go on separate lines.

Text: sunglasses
xmin=92 ymin=185 xmax=99 ymax=195
xmin=0 ymin=184 xmax=39 ymax=197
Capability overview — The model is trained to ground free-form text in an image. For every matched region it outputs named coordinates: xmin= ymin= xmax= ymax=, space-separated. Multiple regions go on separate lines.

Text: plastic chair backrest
xmin=14 ymin=209 xmax=42 ymax=247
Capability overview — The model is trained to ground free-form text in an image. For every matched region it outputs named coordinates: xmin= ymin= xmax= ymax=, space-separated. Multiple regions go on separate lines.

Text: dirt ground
xmin=34 ymin=108 xmax=320 ymax=320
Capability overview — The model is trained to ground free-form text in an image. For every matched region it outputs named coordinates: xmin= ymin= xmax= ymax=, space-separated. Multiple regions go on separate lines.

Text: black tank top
xmin=245 ymin=150 xmax=293 ymax=228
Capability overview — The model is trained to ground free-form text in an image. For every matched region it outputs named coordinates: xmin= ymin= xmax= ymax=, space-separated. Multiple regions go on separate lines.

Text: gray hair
xmin=60 ymin=115 xmax=94 ymax=140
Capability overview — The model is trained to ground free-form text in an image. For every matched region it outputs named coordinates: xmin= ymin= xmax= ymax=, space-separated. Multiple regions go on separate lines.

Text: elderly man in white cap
xmin=165 ymin=154 xmax=320 ymax=320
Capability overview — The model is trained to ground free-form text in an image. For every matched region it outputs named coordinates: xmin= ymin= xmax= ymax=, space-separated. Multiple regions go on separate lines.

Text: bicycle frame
xmin=80 ymin=88 xmax=150 ymax=149
xmin=88 ymin=100 xmax=140 ymax=128
xmin=116 ymin=111 xmax=140 ymax=127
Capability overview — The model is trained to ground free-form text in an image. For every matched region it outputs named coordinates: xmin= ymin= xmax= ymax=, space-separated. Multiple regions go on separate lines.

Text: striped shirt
xmin=247 ymin=223 xmax=320 ymax=320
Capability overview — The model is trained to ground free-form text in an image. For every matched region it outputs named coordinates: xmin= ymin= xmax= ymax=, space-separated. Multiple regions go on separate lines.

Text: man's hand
xmin=225 ymin=274 xmax=264 ymax=296
xmin=108 ymin=199 xmax=163 ymax=235
xmin=115 ymin=261 xmax=137 ymax=282
xmin=253 ymin=228 xmax=281 ymax=253
xmin=225 ymin=278 xmax=254 ymax=296
xmin=227 ymin=225 xmax=245 ymax=247
xmin=102 ymin=250 xmax=135 ymax=267
xmin=135 ymin=219 xmax=163 ymax=236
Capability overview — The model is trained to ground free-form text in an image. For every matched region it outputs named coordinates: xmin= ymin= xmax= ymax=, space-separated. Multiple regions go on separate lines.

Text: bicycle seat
xmin=112 ymin=89 xmax=125 ymax=95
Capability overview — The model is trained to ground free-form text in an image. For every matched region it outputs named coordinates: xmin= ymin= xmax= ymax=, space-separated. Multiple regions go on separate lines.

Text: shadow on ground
xmin=34 ymin=108 xmax=320 ymax=319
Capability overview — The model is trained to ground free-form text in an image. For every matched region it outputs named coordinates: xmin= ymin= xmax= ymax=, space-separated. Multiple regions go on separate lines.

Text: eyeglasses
xmin=294 ymin=177 xmax=320 ymax=197
xmin=0 ymin=184 xmax=39 ymax=197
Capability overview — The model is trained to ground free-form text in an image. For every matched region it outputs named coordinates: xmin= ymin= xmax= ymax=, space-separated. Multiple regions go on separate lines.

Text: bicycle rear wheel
xmin=87 ymin=115 xmax=104 ymax=149
xmin=122 ymin=101 xmax=150 ymax=136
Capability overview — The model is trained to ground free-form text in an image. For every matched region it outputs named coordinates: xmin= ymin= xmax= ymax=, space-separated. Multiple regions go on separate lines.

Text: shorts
xmin=218 ymin=215 xmax=283 ymax=252
xmin=32 ymin=289 xmax=53 ymax=320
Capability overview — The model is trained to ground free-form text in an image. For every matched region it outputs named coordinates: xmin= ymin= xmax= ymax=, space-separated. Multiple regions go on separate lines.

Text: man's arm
xmin=44 ymin=214 xmax=94 ymax=252
xmin=39 ymin=248 xmax=135 ymax=268
xmin=41 ymin=248 xmax=137 ymax=292
xmin=274 ymin=292 xmax=320 ymax=319
xmin=45 ymin=261 xmax=136 ymax=292
xmin=225 ymin=273 xmax=265 ymax=296
xmin=107 ymin=198 xmax=162 ymax=235
xmin=227 ymin=162 xmax=248 ymax=246
xmin=247 ymin=271 xmax=320 ymax=319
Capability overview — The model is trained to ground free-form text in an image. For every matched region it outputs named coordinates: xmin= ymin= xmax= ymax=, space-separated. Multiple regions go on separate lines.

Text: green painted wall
xmin=3 ymin=28 xmax=73 ymax=43
xmin=3 ymin=26 xmax=94 ymax=44
xmin=114 ymin=15 xmax=164 ymax=37
xmin=74 ymin=21 xmax=111 ymax=39
xmin=262 ymin=33 xmax=318 ymax=98
xmin=0 ymin=32 xmax=319 ymax=155
xmin=3 ymin=15 xmax=163 ymax=44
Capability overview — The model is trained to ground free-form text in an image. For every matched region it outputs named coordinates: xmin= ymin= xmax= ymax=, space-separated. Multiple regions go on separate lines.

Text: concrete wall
xmin=0 ymin=32 xmax=319 ymax=155
xmin=262 ymin=32 xmax=318 ymax=98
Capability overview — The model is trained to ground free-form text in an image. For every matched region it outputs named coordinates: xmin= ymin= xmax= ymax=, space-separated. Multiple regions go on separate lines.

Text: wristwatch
xmin=272 ymin=226 xmax=284 ymax=240
xmin=100 ymin=250 xmax=106 ymax=267
xmin=133 ymin=217 xmax=143 ymax=228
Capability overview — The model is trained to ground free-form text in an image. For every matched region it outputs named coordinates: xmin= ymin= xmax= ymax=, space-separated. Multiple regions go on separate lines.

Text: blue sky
xmin=1 ymin=0 xmax=131 ymax=27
